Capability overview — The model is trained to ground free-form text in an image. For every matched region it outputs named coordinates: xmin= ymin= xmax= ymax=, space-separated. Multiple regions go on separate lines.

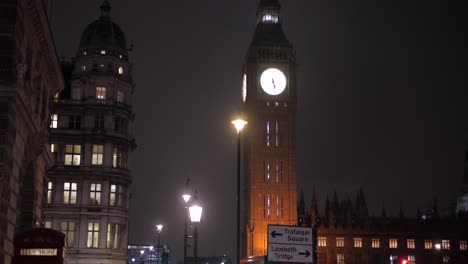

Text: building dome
xmin=78 ymin=1 xmax=127 ymax=52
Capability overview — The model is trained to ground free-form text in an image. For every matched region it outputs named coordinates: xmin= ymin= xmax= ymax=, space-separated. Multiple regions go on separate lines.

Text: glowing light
xmin=232 ymin=119 xmax=248 ymax=134
xmin=182 ymin=194 xmax=191 ymax=203
xmin=189 ymin=205 xmax=203 ymax=223
xmin=156 ymin=224 xmax=163 ymax=233
xmin=401 ymin=260 xmax=408 ymax=264
xmin=140 ymin=250 xmax=144 ymax=255
xmin=435 ymin=243 xmax=441 ymax=250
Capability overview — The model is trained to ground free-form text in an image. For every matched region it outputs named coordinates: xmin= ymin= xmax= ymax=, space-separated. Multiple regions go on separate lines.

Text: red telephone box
xmin=13 ymin=228 xmax=66 ymax=264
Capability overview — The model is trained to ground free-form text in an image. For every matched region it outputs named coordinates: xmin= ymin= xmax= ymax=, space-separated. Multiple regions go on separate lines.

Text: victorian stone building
xmin=0 ymin=0 xmax=64 ymax=262
xmin=43 ymin=1 xmax=135 ymax=263
xmin=297 ymin=189 xmax=468 ymax=264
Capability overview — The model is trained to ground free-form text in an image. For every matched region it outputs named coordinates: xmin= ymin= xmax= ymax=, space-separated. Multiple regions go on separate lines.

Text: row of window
xmin=82 ymin=49 xmax=124 ymax=59
xmin=262 ymin=193 xmax=284 ymax=220
xmin=44 ymin=220 xmax=123 ymax=249
xmin=53 ymin=86 xmax=126 ymax=103
xmin=326 ymin=253 xmax=453 ymax=264
xmin=51 ymin=113 xmax=128 ymax=133
xmin=80 ymin=63 xmax=125 ymax=75
xmin=263 ymin=160 xmax=284 ymax=183
xmin=317 ymin=237 xmax=467 ymax=250
xmin=50 ymin=144 xmax=128 ymax=168
xmin=47 ymin=182 xmax=125 ymax=207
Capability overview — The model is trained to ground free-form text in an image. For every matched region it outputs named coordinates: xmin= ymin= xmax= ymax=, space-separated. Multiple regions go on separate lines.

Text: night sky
xmin=53 ymin=0 xmax=465 ymax=262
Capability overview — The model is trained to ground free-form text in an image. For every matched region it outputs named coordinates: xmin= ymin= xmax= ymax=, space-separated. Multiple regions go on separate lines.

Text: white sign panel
xmin=268 ymin=225 xmax=313 ymax=245
xmin=267 ymin=225 xmax=314 ymax=263
xmin=268 ymin=244 xmax=313 ymax=263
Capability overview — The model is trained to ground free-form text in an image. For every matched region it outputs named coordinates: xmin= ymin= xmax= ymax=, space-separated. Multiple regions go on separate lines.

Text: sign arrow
xmin=298 ymin=250 xmax=311 ymax=258
xmin=270 ymin=231 xmax=283 ymax=238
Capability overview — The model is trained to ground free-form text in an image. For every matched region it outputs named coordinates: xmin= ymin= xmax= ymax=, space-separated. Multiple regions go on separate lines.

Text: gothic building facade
xmin=0 ymin=0 xmax=64 ymax=262
xmin=43 ymin=2 xmax=135 ymax=263
xmin=298 ymin=190 xmax=468 ymax=264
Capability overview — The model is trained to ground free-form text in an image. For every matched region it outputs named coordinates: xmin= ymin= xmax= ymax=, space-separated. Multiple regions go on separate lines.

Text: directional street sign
xmin=267 ymin=225 xmax=314 ymax=263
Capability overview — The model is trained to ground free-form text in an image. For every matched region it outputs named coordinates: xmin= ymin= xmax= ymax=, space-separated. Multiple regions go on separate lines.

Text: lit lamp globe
xmin=156 ymin=224 xmax=163 ymax=233
xmin=189 ymin=204 xmax=203 ymax=223
xmin=231 ymin=119 xmax=247 ymax=134
xmin=182 ymin=194 xmax=191 ymax=204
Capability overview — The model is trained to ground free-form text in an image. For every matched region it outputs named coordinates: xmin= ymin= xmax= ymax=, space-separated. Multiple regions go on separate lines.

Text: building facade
xmin=241 ymin=0 xmax=298 ymax=257
xmin=299 ymin=191 xmax=468 ymax=264
xmin=0 ymin=0 xmax=64 ymax=263
xmin=44 ymin=1 xmax=135 ymax=263
xmin=127 ymin=244 xmax=171 ymax=264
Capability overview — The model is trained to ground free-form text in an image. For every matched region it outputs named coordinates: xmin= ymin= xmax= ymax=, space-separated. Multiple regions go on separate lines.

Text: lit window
xmin=275 ymin=161 xmax=280 ymax=183
xmin=407 ymin=239 xmax=415 ymax=249
xmin=47 ymin=182 xmax=53 ymax=204
xmin=83 ymin=51 xmax=87 ymax=55
xmin=460 ymin=241 xmax=467 ymax=250
xmin=354 ymin=238 xmax=362 ymax=248
xmin=442 ymin=240 xmax=450 ymax=250
xmin=119 ymin=54 xmax=122 ymax=59
xmin=81 ymin=65 xmax=86 ymax=71
xmin=266 ymin=121 xmax=270 ymax=146
xmin=50 ymin=143 xmax=58 ymax=154
xmin=389 ymin=238 xmax=398 ymax=249
xmin=61 ymin=221 xmax=75 ymax=247
xmin=64 ymin=144 xmax=81 ymax=166
xmin=336 ymin=237 xmax=344 ymax=247
xmin=117 ymin=90 xmax=125 ymax=103
xmin=87 ymin=221 xmax=100 ymax=248
xmin=50 ymin=114 xmax=58 ymax=128
xmin=390 ymin=255 xmax=398 ymax=262
xmin=262 ymin=13 xmax=279 ymax=23
xmin=318 ymin=237 xmax=327 ymax=247
xmin=424 ymin=240 xmax=433 ymax=249
xmin=337 ymin=253 xmax=344 ymax=264
xmin=63 ymin=182 xmax=77 ymax=204
xmin=100 ymin=50 xmax=106 ymax=55
xmin=68 ymin=115 xmax=81 ymax=129
xmin=107 ymin=223 xmax=121 ymax=249
xmin=408 ymin=255 xmax=415 ymax=264
xmin=92 ymin=145 xmax=104 ymax=165
xmin=443 ymin=256 xmax=450 ymax=263
xmin=275 ymin=121 xmax=279 ymax=146
xmin=372 ymin=238 xmax=380 ymax=248
xmin=89 ymin=183 xmax=102 ymax=205
xmin=113 ymin=146 xmax=128 ymax=168
xmin=110 ymin=184 xmax=124 ymax=207
xmin=44 ymin=221 xmax=52 ymax=228
xmin=263 ymin=160 xmax=271 ymax=181
xmin=118 ymin=66 xmax=124 ymax=74
xmin=95 ymin=113 xmax=104 ymax=129
xmin=53 ymin=92 xmax=59 ymax=103
xmin=96 ymin=86 xmax=106 ymax=100
xmin=71 ymin=87 xmax=81 ymax=100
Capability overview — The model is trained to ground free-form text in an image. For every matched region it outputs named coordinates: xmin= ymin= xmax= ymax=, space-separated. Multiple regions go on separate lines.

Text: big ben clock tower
xmin=241 ymin=0 xmax=298 ymax=257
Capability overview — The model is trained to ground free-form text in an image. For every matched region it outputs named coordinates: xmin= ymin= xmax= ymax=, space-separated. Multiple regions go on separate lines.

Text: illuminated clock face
xmin=260 ymin=68 xmax=286 ymax=96
xmin=242 ymin=74 xmax=247 ymax=102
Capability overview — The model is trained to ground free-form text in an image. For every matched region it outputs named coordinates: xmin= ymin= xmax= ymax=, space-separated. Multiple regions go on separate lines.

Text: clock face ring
xmin=260 ymin=68 xmax=286 ymax=95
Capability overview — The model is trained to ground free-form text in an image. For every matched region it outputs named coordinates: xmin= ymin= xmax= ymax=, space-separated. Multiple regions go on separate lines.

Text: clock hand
xmin=272 ymin=78 xmax=276 ymax=90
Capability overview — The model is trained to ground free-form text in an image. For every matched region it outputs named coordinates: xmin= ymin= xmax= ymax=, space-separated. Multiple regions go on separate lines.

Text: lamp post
xmin=156 ymin=224 xmax=163 ymax=264
xmin=231 ymin=118 xmax=247 ymax=264
xmin=189 ymin=194 xmax=203 ymax=264
xmin=182 ymin=179 xmax=191 ymax=264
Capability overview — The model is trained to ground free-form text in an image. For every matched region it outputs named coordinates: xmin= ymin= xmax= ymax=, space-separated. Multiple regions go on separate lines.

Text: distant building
xmin=0 ymin=0 xmax=64 ymax=262
xmin=127 ymin=244 xmax=170 ymax=264
xmin=298 ymin=190 xmax=468 ymax=264
xmin=44 ymin=1 xmax=135 ymax=263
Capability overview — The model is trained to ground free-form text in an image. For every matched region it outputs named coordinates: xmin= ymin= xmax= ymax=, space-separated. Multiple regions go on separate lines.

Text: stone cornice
xmin=25 ymin=0 xmax=64 ymax=93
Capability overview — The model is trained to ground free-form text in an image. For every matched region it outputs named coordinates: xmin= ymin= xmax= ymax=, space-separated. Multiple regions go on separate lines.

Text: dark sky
xmin=53 ymin=0 xmax=465 ymax=262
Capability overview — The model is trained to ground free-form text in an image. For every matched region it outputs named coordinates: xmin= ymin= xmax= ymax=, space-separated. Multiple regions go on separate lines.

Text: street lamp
xmin=156 ymin=224 xmax=163 ymax=264
xmin=231 ymin=118 xmax=247 ymax=264
xmin=189 ymin=194 xmax=203 ymax=264
xmin=182 ymin=178 xmax=191 ymax=264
